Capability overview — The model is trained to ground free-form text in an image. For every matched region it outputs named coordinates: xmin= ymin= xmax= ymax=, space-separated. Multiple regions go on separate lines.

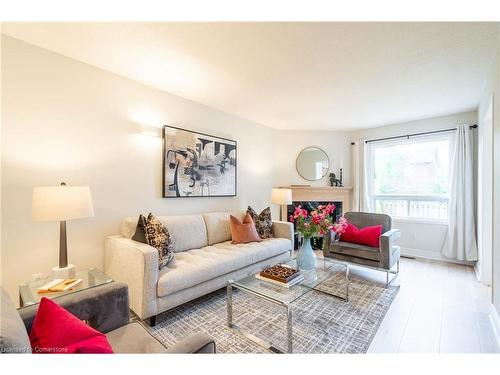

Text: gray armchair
xmin=323 ymin=212 xmax=401 ymax=287
xmin=1 ymin=282 xmax=215 ymax=354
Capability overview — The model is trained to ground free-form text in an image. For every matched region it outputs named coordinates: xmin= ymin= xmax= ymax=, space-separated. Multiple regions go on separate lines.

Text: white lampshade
xmin=32 ymin=184 xmax=94 ymax=222
xmin=271 ymin=188 xmax=292 ymax=205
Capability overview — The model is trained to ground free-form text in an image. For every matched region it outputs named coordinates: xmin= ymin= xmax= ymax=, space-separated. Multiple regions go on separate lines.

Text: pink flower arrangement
xmin=289 ymin=204 xmax=336 ymax=238
xmin=331 ymin=216 xmax=349 ymax=235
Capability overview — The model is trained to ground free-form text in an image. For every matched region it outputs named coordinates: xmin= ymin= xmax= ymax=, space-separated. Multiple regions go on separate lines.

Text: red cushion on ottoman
xmin=340 ymin=223 xmax=383 ymax=248
xmin=29 ymin=297 xmax=113 ymax=354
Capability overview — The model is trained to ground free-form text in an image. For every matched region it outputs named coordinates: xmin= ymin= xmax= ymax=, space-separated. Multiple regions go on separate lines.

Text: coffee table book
xmin=255 ymin=273 xmax=304 ymax=288
xmin=37 ymin=278 xmax=82 ymax=294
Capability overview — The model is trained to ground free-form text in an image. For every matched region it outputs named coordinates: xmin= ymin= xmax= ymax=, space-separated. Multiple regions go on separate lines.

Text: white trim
xmin=393 ymin=217 xmax=448 ymax=225
xmin=488 ymin=304 xmax=500 ymax=352
xmin=400 ymin=246 xmax=475 ymax=266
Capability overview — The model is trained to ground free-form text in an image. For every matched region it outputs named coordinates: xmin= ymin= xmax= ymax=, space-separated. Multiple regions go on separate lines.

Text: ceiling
xmin=3 ymin=22 xmax=499 ymax=130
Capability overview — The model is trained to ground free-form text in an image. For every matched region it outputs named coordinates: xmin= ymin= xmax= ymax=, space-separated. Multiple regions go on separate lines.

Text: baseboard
xmin=489 ymin=304 xmax=500 ymax=352
xmin=400 ymin=247 xmax=475 ymax=266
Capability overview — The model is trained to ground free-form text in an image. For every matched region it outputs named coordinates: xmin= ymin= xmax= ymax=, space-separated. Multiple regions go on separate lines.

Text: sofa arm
xmin=18 ymin=282 xmax=130 ymax=334
xmin=272 ymin=221 xmax=294 ymax=248
xmin=379 ymin=229 xmax=401 ymax=269
xmin=164 ymin=332 xmax=216 ymax=353
xmin=104 ymin=235 xmax=159 ymax=320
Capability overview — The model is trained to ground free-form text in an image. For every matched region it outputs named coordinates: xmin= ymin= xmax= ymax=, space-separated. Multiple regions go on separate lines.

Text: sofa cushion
xmin=329 ymin=241 xmax=380 ymax=261
xmin=143 ymin=214 xmax=175 ymax=269
xmin=247 ymin=206 xmax=273 ymax=239
xmin=229 ymin=213 xmax=262 ymax=244
xmin=131 ymin=214 xmax=148 ymax=244
xmin=159 ymin=215 xmax=208 ymax=253
xmin=157 ymin=238 xmax=292 ymax=297
xmin=121 ymin=217 xmax=139 ymax=239
xmin=0 ymin=287 xmax=32 ymax=354
xmin=121 ymin=214 xmax=208 ymax=252
xmin=203 ymin=211 xmax=246 ymax=245
xmin=106 ymin=322 xmax=167 ymax=353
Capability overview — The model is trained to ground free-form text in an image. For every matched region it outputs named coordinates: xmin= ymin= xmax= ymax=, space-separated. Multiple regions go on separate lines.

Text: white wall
xmin=1 ymin=36 xmax=278 ymax=302
xmin=477 ymin=95 xmax=494 ymax=285
xmin=350 ymin=111 xmax=478 ymax=141
xmin=350 ymin=111 xmax=478 ymax=262
xmin=478 ymin=32 xmax=500 ymax=322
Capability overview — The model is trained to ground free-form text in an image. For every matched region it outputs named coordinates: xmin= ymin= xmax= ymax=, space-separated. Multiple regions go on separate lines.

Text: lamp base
xmin=51 ymin=264 xmax=76 ymax=279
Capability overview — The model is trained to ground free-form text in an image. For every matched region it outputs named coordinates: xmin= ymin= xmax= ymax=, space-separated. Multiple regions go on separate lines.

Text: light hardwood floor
xmin=338 ymin=256 xmax=500 ymax=353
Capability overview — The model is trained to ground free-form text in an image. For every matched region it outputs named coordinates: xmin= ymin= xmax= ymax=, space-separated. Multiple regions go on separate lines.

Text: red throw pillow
xmin=29 ymin=297 xmax=113 ymax=354
xmin=230 ymin=213 xmax=263 ymax=244
xmin=340 ymin=222 xmax=382 ymax=248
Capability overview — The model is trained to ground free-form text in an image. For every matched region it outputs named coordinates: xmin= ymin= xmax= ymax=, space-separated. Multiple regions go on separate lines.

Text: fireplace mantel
xmin=281 ymin=186 xmax=353 ymax=219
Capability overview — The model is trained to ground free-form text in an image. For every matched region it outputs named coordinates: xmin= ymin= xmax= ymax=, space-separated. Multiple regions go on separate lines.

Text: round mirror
xmin=296 ymin=147 xmax=330 ymax=181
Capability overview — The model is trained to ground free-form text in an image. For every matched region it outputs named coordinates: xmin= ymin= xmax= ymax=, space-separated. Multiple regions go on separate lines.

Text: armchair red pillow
xmin=29 ymin=297 xmax=113 ymax=354
xmin=339 ymin=222 xmax=383 ymax=248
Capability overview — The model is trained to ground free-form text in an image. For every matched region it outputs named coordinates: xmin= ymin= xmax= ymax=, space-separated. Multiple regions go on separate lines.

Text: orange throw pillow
xmin=230 ymin=213 xmax=263 ymax=244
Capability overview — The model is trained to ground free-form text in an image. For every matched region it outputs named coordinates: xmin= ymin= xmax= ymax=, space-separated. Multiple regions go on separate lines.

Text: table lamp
xmin=271 ymin=188 xmax=292 ymax=221
xmin=32 ymin=182 xmax=94 ymax=278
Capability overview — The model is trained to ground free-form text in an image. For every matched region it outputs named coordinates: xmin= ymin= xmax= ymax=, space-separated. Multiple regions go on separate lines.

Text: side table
xmin=18 ymin=268 xmax=113 ymax=307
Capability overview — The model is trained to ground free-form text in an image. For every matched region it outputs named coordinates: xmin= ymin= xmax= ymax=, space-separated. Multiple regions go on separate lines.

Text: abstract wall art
xmin=162 ymin=126 xmax=237 ymax=198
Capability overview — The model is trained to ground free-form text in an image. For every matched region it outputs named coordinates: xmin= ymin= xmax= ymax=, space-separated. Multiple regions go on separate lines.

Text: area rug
xmin=146 ymin=270 xmax=399 ymax=353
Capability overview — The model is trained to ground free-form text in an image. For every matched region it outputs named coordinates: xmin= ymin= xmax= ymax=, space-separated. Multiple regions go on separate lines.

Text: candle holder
xmin=339 ymin=168 xmax=343 ymax=187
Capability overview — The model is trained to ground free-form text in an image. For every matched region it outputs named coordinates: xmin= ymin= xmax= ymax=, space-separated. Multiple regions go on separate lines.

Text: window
xmin=367 ymin=133 xmax=453 ymax=222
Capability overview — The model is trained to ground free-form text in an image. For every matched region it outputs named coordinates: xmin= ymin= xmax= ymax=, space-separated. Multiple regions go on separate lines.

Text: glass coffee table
xmin=19 ymin=268 xmax=113 ymax=307
xmin=227 ymin=258 xmax=349 ymax=353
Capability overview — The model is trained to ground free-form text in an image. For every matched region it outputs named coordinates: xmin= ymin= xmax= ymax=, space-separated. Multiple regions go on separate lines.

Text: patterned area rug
xmin=147 ymin=269 xmax=399 ymax=353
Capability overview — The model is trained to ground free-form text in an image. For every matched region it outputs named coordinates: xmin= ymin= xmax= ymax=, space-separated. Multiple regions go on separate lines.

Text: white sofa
xmin=104 ymin=210 xmax=294 ymax=325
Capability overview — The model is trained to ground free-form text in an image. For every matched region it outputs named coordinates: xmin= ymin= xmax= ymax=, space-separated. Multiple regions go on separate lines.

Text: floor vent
xmin=400 ymin=255 xmax=416 ymax=259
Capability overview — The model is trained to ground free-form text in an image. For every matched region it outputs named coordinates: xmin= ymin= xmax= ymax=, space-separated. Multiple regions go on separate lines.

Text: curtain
xmin=352 ymin=139 xmax=372 ymax=212
xmin=441 ymin=125 xmax=478 ymax=261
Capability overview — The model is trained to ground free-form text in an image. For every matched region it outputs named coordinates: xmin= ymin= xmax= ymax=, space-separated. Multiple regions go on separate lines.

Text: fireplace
xmin=287 ymin=201 xmax=343 ymax=250
xmin=280 ymin=185 xmax=352 ymax=250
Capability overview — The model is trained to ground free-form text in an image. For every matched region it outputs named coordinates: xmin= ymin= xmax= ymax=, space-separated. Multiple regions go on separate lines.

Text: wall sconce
xmin=140 ymin=124 xmax=161 ymax=137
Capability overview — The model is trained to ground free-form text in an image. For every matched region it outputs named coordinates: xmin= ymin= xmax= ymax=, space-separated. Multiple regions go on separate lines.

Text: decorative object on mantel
xmin=329 ymin=173 xmax=340 ymax=187
xmin=32 ymin=182 xmax=94 ymax=278
xmin=289 ymin=204 xmax=336 ymax=282
xmin=339 ymin=159 xmax=344 ymax=187
xmin=295 ymin=146 xmax=330 ymax=181
xmin=162 ymin=125 xmax=237 ymax=198
xmin=329 ymin=160 xmax=344 ymax=187
xmin=270 ymin=188 xmax=292 ymax=221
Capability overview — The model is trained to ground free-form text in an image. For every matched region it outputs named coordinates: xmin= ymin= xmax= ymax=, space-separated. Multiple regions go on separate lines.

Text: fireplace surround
xmin=282 ymin=186 xmax=352 ymax=250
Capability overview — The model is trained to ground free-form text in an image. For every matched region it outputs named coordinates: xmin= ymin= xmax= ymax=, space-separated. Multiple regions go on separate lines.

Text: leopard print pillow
xmin=143 ymin=213 xmax=174 ymax=269
xmin=247 ymin=206 xmax=273 ymax=239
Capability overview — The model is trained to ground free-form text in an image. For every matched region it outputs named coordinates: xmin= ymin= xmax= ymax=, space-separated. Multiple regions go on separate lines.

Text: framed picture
xmin=162 ymin=126 xmax=237 ymax=198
